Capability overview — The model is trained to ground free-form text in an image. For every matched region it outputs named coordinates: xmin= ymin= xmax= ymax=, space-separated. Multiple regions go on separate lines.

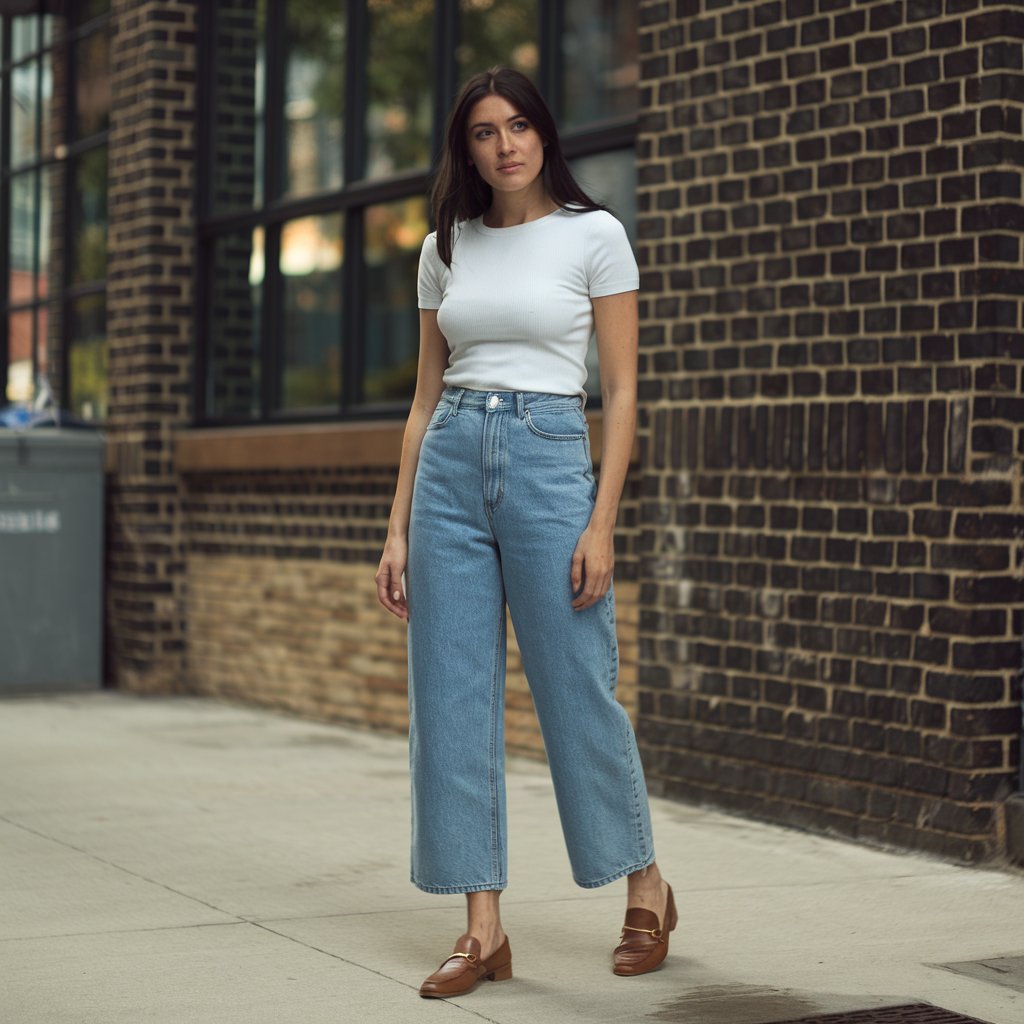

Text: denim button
xmin=487 ymin=395 xmax=499 ymax=409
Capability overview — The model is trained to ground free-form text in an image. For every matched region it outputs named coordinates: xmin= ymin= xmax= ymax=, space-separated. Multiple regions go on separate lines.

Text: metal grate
xmin=764 ymin=1005 xmax=995 ymax=1024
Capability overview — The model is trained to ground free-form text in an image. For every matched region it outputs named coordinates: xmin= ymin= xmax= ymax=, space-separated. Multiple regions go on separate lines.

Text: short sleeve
xmin=417 ymin=231 xmax=444 ymax=309
xmin=586 ymin=211 xmax=639 ymax=298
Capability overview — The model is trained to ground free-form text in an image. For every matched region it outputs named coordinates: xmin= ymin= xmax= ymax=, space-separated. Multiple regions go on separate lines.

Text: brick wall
xmin=179 ymin=465 xmax=642 ymax=760
xmin=105 ymin=0 xmax=198 ymax=691
xmin=635 ymin=0 xmax=1023 ymax=861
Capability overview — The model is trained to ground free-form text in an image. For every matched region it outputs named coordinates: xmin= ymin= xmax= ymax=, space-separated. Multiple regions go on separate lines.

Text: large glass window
xmin=198 ymin=0 xmax=638 ymax=423
xmin=1 ymin=3 xmax=110 ymax=420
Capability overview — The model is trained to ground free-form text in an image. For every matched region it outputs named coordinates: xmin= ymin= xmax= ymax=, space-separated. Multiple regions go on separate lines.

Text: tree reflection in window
xmin=365 ymin=0 xmax=432 ymax=179
xmin=283 ymin=0 xmax=344 ymax=196
xmin=457 ymin=0 xmax=537 ymax=82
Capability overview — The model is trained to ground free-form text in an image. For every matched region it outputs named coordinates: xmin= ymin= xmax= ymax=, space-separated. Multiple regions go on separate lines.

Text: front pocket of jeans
xmin=426 ymin=403 xmax=454 ymax=430
xmin=524 ymin=407 xmax=586 ymax=440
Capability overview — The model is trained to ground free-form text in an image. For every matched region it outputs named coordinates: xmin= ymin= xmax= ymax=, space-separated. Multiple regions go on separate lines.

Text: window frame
xmin=0 ymin=5 xmax=110 ymax=418
xmin=194 ymin=0 xmax=637 ymax=427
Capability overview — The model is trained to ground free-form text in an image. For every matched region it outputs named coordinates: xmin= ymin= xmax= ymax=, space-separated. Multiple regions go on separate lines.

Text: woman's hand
xmin=376 ymin=535 xmax=409 ymax=621
xmin=570 ymin=524 xmax=614 ymax=611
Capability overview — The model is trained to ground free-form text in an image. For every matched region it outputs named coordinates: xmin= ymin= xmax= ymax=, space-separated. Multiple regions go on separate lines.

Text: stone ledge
xmin=173 ymin=412 xmax=612 ymax=472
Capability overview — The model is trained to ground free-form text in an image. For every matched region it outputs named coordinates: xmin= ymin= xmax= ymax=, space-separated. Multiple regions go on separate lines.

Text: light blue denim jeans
xmin=406 ymin=386 xmax=656 ymax=894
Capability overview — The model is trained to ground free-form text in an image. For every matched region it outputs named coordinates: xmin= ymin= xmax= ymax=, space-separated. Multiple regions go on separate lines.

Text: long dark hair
xmin=431 ymin=66 xmax=606 ymax=266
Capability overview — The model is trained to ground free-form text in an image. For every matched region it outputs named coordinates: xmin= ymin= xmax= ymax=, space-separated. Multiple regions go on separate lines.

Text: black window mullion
xmin=338 ymin=0 xmax=367 ymax=415
xmin=538 ymin=0 xmax=561 ymax=114
xmin=344 ymin=0 xmax=367 ymax=184
xmin=263 ymin=1 xmax=286 ymax=418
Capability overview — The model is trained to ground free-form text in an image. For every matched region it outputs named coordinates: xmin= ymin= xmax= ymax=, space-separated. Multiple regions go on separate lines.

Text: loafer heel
xmin=487 ymin=963 xmax=513 ymax=982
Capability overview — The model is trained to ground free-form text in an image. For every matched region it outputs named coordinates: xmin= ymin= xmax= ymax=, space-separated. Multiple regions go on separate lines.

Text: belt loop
xmin=450 ymin=388 xmax=465 ymax=414
xmin=515 ymin=393 xmax=525 ymax=418
xmin=580 ymin=391 xmax=588 ymax=411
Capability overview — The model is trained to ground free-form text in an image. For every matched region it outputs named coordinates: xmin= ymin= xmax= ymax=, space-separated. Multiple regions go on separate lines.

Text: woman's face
xmin=466 ymin=93 xmax=546 ymax=197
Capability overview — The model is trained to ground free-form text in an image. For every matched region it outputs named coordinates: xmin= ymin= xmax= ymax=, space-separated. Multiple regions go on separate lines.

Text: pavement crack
xmin=248 ymin=921 xmax=504 ymax=1022
xmin=0 ymin=812 xmax=243 ymax=922
xmin=0 ymin=920 xmax=244 ymax=944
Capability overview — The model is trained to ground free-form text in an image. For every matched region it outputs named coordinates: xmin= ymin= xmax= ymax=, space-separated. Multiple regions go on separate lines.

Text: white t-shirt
xmin=416 ymin=207 xmax=639 ymax=397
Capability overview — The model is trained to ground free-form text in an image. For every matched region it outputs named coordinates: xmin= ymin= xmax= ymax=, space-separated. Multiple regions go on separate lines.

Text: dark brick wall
xmin=105 ymin=0 xmax=198 ymax=691
xmin=635 ymin=0 xmax=1024 ymax=861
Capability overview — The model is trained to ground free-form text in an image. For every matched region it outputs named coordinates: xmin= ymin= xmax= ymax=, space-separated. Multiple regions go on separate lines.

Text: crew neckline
xmin=471 ymin=207 xmax=568 ymax=235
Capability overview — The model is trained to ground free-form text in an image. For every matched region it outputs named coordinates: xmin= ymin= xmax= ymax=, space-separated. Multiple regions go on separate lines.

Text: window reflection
xmin=207 ymin=228 xmax=264 ymax=419
xmin=6 ymin=309 xmax=34 ymax=404
xmin=68 ymin=294 xmax=106 ymax=422
xmin=9 ymin=172 xmax=35 ymax=303
xmin=278 ymin=214 xmax=343 ymax=411
xmin=362 ymin=197 xmax=428 ymax=402
xmin=457 ymin=0 xmax=537 ymax=81
xmin=11 ymin=61 xmax=38 ymax=166
xmin=38 ymin=164 xmax=56 ymax=298
xmin=74 ymin=24 xmax=111 ymax=139
xmin=365 ymin=0 xmax=432 ymax=179
xmin=70 ymin=146 xmax=107 ymax=285
xmin=11 ymin=16 xmax=36 ymax=62
xmin=40 ymin=54 xmax=54 ymax=157
xmin=561 ymin=0 xmax=638 ymax=130
xmin=283 ymin=1 xmax=344 ymax=197
xmin=212 ymin=0 xmax=266 ymax=212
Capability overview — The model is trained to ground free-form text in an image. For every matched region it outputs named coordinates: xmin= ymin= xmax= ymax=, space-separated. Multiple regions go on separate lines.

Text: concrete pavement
xmin=1 ymin=691 xmax=1022 ymax=1024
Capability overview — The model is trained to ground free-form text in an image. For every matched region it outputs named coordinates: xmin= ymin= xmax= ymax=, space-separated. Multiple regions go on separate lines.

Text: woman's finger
xmin=375 ymin=564 xmax=408 ymax=619
xmin=570 ymin=550 xmax=584 ymax=592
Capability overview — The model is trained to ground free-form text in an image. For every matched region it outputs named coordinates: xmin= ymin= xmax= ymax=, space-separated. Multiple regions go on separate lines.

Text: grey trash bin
xmin=0 ymin=429 xmax=105 ymax=692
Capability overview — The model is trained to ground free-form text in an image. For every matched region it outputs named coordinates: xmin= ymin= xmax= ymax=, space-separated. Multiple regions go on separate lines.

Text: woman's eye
xmin=513 ymin=120 xmax=528 ymax=131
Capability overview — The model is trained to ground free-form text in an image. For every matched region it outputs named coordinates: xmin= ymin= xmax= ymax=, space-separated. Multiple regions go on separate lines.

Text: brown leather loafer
xmin=612 ymin=882 xmax=677 ymax=976
xmin=418 ymin=934 xmax=512 ymax=998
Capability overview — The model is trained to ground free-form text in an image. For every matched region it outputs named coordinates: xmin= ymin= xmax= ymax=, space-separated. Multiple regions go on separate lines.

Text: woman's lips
xmin=497 ymin=163 xmax=522 ymax=173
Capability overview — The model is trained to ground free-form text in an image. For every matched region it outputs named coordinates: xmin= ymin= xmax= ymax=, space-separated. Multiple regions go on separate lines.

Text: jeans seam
xmin=412 ymin=878 xmax=509 ymax=894
xmin=488 ymin=593 xmax=505 ymax=884
xmin=573 ymin=853 xmax=656 ymax=889
xmin=524 ymin=408 xmax=586 ymax=441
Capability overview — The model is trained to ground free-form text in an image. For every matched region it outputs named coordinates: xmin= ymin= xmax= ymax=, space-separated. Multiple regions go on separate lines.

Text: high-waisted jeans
xmin=406 ymin=386 xmax=656 ymax=893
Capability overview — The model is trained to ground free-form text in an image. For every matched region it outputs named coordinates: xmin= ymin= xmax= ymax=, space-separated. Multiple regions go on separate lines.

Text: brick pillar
xmin=105 ymin=0 xmax=198 ymax=690
xmin=635 ymin=0 xmax=1023 ymax=861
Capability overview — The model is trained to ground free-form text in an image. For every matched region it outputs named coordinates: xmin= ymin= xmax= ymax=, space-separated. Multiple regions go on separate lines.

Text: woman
xmin=375 ymin=66 xmax=674 ymax=998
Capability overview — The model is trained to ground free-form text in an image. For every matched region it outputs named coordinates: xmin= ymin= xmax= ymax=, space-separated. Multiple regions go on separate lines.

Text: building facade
xmin=2 ymin=0 xmax=1022 ymax=865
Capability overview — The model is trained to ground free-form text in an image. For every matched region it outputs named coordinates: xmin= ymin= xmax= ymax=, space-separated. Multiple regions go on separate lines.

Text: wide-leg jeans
xmin=406 ymin=386 xmax=656 ymax=894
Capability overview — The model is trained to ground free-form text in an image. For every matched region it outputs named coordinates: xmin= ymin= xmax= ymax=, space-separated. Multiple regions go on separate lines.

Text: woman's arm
xmin=570 ymin=289 xmax=639 ymax=611
xmin=375 ymin=309 xmax=450 ymax=620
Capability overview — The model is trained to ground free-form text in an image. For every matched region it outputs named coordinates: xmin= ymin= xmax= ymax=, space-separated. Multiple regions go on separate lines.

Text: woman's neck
xmin=482 ymin=186 xmax=559 ymax=229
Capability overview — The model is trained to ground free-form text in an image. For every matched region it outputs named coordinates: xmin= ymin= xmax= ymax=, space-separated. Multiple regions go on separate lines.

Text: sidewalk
xmin=1 ymin=692 xmax=1022 ymax=1024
